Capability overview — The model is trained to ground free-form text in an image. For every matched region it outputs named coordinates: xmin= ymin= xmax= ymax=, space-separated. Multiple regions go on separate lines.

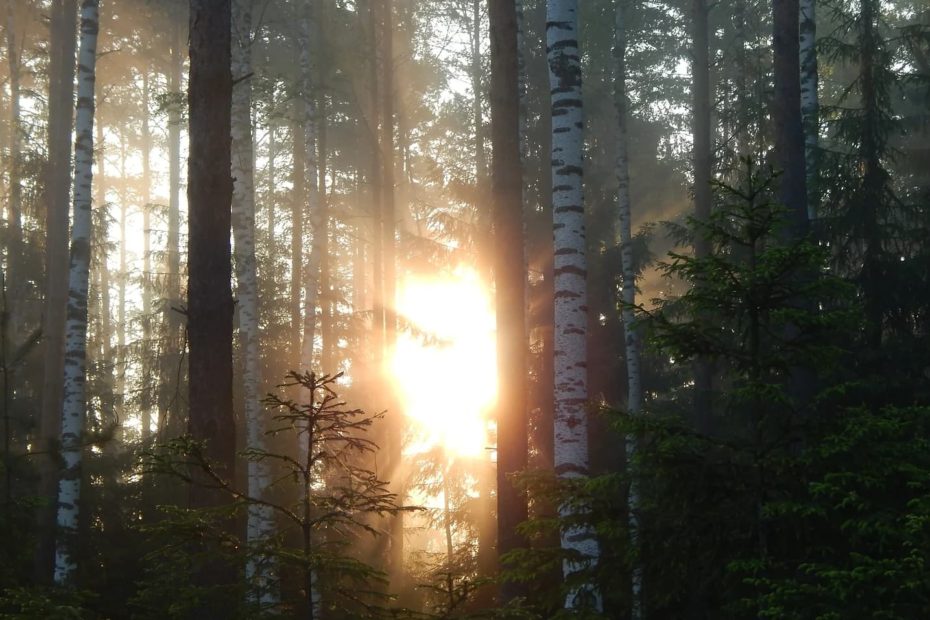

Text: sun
xmin=388 ymin=266 xmax=497 ymax=459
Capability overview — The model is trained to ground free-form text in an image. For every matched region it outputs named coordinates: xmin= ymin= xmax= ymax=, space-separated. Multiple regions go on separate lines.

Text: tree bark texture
xmin=546 ymin=0 xmax=600 ymax=609
xmin=36 ymin=0 xmax=78 ymax=584
xmin=490 ymin=0 xmax=528 ymax=604
xmin=773 ymin=0 xmax=810 ymax=238
xmin=613 ymin=4 xmax=643 ymax=618
xmin=53 ymin=0 xmax=99 ymax=586
xmin=232 ymin=0 xmax=278 ymax=605
xmin=298 ymin=0 xmax=324 ymax=373
xmin=691 ymin=0 xmax=713 ymax=435
xmin=799 ymin=0 xmax=819 ymax=219
xmin=187 ymin=0 xmax=235 ymax=500
xmin=159 ymin=9 xmax=184 ymax=439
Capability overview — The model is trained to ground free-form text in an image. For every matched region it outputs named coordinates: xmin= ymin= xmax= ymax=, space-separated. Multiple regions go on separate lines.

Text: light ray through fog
xmin=389 ymin=266 xmax=497 ymax=458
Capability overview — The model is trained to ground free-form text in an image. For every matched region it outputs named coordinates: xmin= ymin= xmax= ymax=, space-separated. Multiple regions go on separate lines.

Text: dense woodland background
xmin=1 ymin=0 xmax=930 ymax=618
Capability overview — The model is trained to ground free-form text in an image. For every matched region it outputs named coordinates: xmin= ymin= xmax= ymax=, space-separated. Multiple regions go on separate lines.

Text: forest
xmin=1 ymin=0 xmax=929 ymax=617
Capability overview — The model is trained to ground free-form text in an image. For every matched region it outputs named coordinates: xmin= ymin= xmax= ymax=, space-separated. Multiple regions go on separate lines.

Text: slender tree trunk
xmin=490 ymin=0 xmax=527 ymax=605
xmin=36 ymin=0 xmax=77 ymax=584
xmin=95 ymin=116 xmax=114 ymax=428
xmin=53 ymin=0 xmax=99 ymax=585
xmin=735 ymin=0 xmax=749 ymax=158
xmin=319 ymin=90 xmax=333 ymax=373
xmin=5 ymin=0 xmax=22 ymax=312
xmin=232 ymin=0 xmax=278 ymax=604
xmin=117 ymin=130 xmax=127 ymax=421
xmin=546 ymin=0 xmax=600 ymax=609
xmin=160 ymin=9 xmax=184 ymax=439
xmin=266 ymin=84 xmax=277 ymax=293
xmin=141 ymin=71 xmax=153 ymax=443
xmin=471 ymin=0 xmax=490 ymax=266
xmin=298 ymin=0 xmax=323 ymax=372
xmin=799 ymin=0 xmax=819 ymax=219
xmin=613 ymin=4 xmax=643 ymax=618
xmin=691 ymin=0 xmax=713 ymax=435
xmin=291 ymin=101 xmax=305 ymax=371
xmin=858 ymin=0 xmax=884 ymax=349
xmin=187 ymin=0 xmax=235 ymax=504
xmin=773 ymin=0 xmax=809 ymax=237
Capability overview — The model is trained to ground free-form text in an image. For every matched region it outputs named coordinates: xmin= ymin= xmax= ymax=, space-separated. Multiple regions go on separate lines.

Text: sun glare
xmin=390 ymin=267 xmax=497 ymax=459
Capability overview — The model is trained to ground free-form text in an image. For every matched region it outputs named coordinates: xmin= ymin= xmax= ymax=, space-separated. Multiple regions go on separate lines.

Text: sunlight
xmin=389 ymin=266 xmax=497 ymax=459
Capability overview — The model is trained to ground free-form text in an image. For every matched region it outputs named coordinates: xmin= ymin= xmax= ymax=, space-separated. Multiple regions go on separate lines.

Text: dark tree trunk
xmin=772 ymin=0 xmax=809 ymax=238
xmin=490 ymin=0 xmax=528 ymax=604
xmin=691 ymin=0 xmax=713 ymax=436
xmin=35 ymin=0 xmax=77 ymax=584
xmin=187 ymin=0 xmax=235 ymax=501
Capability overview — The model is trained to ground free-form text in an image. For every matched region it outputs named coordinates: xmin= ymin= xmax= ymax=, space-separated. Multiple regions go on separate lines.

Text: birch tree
xmin=232 ymin=0 xmax=278 ymax=605
xmin=36 ymin=0 xmax=77 ymax=582
xmin=546 ymin=0 xmax=600 ymax=609
xmin=53 ymin=0 xmax=99 ymax=586
xmin=613 ymin=3 xmax=642 ymax=617
xmin=800 ymin=0 xmax=819 ymax=218
xmin=298 ymin=0 xmax=324 ymax=371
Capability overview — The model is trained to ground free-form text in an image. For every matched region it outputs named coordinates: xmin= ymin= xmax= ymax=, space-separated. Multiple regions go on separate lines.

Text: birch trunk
xmin=614 ymin=4 xmax=643 ymax=617
xmin=298 ymin=0 xmax=323 ymax=371
xmin=36 ymin=0 xmax=77 ymax=582
xmin=53 ymin=0 xmax=99 ymax=586
xmin=799 ymin=0 xmax=819 ymax=219
xmin=232 ymin=0 xmax=277 ymax=605
xmin=546 ymin=0 xmax=600 ymax=609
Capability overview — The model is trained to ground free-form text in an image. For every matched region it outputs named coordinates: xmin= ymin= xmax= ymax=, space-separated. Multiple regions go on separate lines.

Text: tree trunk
xmin=799 ymin=0 xmax=818 ymax=219
xmin=187 ymin=0 xmax=235 ymax=504
xmin=298 ymin=0 xmax=323 ymax=372
xmin=5 ymin=0 xmax=22 ymax=316
xmin=691 ymin=0 xmax=713 ymax=436
xmin=490 ymin=0 xmax=527 ymax=605
xmin=291 ymin=100 xmax=305 ymax=371
xmin=36 ymin=0 xmax=77 ymax=584
xmin=53 ymin=0 xmax=99 ymax=585
xmin=773 ymin=0 xmax=809 ymax=237
xmin=117 ymin=130 xmax=127 ymax=423
xmin=160 ymin=8 xmax=184 ymax=440
xmin=232 ymin=0 xmax=278 ymax=605
xmin=546 ymin=0 xmax=600 ymax=609
xmin=614 ymin=4 xmax=643 ymax=618
xmin=140 ymin=71 xmax=153 ymax=444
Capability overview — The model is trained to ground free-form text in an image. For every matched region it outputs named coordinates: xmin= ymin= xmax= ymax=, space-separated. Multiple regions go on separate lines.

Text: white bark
xmin=799 ymin=0 xmax=819 ymax=219
xmin=614 ymin=5 xmax=643 ymax=617
xmin=546 ymin=0 xmax=601 ymax=610
xmin=232 ymin=0 xmax=278 ymax=606
xmin=298 ymin=0 xmax=324 ymax=373
xmin=53 ymin=0 xmax=98 ymax=586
